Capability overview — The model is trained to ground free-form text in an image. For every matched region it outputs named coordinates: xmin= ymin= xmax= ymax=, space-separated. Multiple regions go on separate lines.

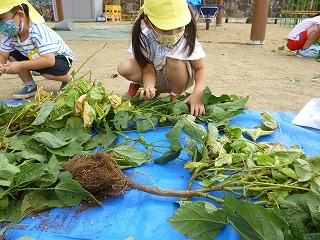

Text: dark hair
xmin=10 ymin=4 xmax=29 ymax=18
xmin=132 ymin=3 xmax=198 ymax=68
xmin=311 ymin=12 xmax=320 ymax=18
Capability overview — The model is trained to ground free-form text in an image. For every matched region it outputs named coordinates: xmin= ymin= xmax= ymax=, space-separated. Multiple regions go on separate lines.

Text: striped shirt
xmin=0 ymin=23 xmax=74 ymax=60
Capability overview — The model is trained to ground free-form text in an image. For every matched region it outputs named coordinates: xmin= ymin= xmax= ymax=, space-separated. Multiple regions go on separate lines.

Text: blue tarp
xmin=1 ymin=109 xmax=320 ymax=240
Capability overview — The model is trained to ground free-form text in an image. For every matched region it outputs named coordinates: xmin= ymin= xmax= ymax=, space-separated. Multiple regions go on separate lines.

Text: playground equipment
xmin=187 ymin=0 xmax=223 ymax=30
xmin=195 ymin=4 xmax=223 ymax=30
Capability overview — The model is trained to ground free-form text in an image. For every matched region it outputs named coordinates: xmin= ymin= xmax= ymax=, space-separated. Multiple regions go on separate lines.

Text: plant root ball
xmin=62 ymin=152 xmax=127 ymax=198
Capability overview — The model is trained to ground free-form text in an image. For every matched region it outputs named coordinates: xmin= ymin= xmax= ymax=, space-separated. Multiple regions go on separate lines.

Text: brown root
xmin=62 ymin=152 xmax=220 ymax=202
xmin=62 ymin=152 xmax=127 ymax=198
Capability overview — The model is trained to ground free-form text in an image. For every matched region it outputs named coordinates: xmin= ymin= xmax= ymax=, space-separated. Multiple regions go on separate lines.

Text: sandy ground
xmin=1 ymin=21 xmax=319 ymax=112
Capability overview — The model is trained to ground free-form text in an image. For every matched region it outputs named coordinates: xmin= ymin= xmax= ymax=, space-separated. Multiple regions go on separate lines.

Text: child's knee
xmin=117 ymin=59 xmax=136 ymax=76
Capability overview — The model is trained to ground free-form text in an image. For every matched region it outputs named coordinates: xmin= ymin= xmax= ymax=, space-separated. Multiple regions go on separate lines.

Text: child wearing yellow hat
xmin=0 ymin=0 xmax=74 ymax=99
xmin=117 ymin=0 xmax=207 ymax=117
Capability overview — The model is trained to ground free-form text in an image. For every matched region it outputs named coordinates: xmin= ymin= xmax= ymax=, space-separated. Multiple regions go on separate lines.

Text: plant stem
xmin=127 ymin=180 xmax=224 ymax=203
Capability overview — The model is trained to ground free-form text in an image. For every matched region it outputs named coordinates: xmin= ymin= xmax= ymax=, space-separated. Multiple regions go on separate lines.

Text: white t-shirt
xmin=287 ymin=16 xmax=320 ymax=40
xmin=0 ymin=23 xmax=74 ymax=60
xmin=128 ymin=27 xmax=206 ymax=71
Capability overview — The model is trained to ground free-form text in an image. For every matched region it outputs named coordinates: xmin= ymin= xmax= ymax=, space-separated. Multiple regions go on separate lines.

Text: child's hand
xmin=0 ymin=64 xmax=4 ymax=76
xmin=184 ymin=93 xmax=205 ymax=117
xmin=138 ymin=86 xmax=157 ymax=100
xmin=3 ymin=62 xmax=22 ymax=74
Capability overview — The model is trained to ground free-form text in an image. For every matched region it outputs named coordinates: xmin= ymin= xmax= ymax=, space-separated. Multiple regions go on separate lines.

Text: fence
xmin=280 ymin=0 xmax=320 ymax=27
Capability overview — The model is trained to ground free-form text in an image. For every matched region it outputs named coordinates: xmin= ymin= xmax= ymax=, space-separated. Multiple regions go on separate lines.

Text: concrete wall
xmin=52 ymin=0 xmax=103 ymax=21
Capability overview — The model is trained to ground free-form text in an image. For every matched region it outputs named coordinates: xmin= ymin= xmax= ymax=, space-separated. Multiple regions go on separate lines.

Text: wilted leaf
xmin=260 ymin=112 xmax=278 ymax=129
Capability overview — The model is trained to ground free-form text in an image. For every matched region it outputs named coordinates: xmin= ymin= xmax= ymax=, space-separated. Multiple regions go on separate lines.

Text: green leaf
xmin=182 ymin=115 xmax=207 ymax=141
xmin=306 ymin=192 xmax=320 ymax=231
xmin=242 ymin=126 xmax=275 ymax=141
xmin=260 ymin=112 xmax=278 ymax=129
xmin=183 ymin=137 xmax=198 ymax=157
xmin=12 ymin=163 xmax=47 ymax=187
xmin=19 ymin=140 xmax=47 ymax=162
xmin=307 ymin=155 xmax=320 ymax=174
xmin=165 ymin=118 xmax=184 ymax=150
xmin=215 ymin=153 xmax=232 ymax=167
xmin=312 ymin=75 xmax=320 ymax=83
xmin=55 ymin=178 xmax=100 ymax=206
xmin=3 ymin=191 xmax=65 ymax=223
xmin=266 ymin=148 xmax=303 ymax=161
xmin=31 ymin=100 xmax=54 ymax=125
xmin=168 ymin=201 xmax=227 ymax=240
xmin=303 ymin=233 xmax=320 ymax=240
xmin=34 ymin=156 xmax=60 ymax=188
xmin=224 ymin=194 xmax=284 ymax=240
xmin=84 ymin=126 xmax=116 ymax=150
xmin=46 ymin=141 xmax=83 ymax=157
xmin=0 ymin=154 xmax=20 ymax=186
xmin=171 ymin=101 xmax=189 ymax=114
xmin=133 ymin=112 xmax=158 ymax=132
xmin=65 ymin=89 xmax=79 ymax=108
xmin=279 ymin=167 xmax=297 ymax=180
xmin=31 ymin=132 xmax=68 ymax=149
xmin=154 ymin=149 xmax=182 ymax=164
xmin=207 ymin=122 xmax=219 ymax=141
xmin=225 ymin=126 xmax=243 ymax=139
xmin=111 ymin=145 xmax=151 ymax=166
xmin=0 ymin=187 xmax=9 ymax=210
xmin=113 ymin=110 xmax=129 ymax=130
xmin=287 ymin=219 xmax=309 ymax=239
xmin=293 ymin=158 xmax=312 ymax=182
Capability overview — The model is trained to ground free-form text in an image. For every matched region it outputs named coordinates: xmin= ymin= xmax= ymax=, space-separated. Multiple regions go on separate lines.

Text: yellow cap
xmin=0 ymin=0 xmax=44 ymax=24
xmin=142 ymin=0 xmax=191 ymax=30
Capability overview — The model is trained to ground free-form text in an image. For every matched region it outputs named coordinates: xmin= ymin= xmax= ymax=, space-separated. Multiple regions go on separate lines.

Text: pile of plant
xmin=1 ymin=77 xmax=319 ymax=240
xmin=165 ymin=112 xmax=320 ymax=239
xmin=0 ymin=78 xmax=247 ymax=223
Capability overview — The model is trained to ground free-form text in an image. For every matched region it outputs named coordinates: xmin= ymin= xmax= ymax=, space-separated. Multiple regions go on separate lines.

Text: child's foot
xmin=170 ymin=94 xmax=177 ymax=101
xmin=122 ymin=82 xmax=141 ymax=100
xmin=59 ymin=82 xmax=69 ymax=91
xmin=12 ymin=85 xmax=37 ymax=99
xmin=296 ymin=48 xmax=319 ymax=58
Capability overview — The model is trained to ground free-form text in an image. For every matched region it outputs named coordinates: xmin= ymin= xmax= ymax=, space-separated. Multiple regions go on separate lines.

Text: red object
xmin=170 ymin=94 xmax=177 ymax=101
xmin=286 ymin=30 xmax=308 ymax=51
xmin=125 ymin=83 xmax=141 ymax=97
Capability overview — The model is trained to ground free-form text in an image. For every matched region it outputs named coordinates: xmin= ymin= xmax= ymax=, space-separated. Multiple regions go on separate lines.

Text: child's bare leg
xmin=166 ymin=57 xmax=189 ymax=94
xmin=16 ymin=69 xmax=34 ymax=84
xmin=117 ymin=58 xmax=143 ymax=84
xmin=303 ymin=25 xmax=320 ymax=49
xmin=42 ymin=73 xmax=72 ymax=83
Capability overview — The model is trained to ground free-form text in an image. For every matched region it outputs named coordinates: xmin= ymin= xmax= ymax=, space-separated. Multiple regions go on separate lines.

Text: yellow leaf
xmin=108 ymin=94 xmax=122 ymax=108
xmin=83 ymin=101 xmax=96 ymax=128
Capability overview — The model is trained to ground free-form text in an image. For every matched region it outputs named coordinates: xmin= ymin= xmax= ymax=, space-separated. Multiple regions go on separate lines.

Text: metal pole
xmin=249 ymin=0 xmax=270 ymax=45
xmin=55 ymin=0 xmax=64 ymax=22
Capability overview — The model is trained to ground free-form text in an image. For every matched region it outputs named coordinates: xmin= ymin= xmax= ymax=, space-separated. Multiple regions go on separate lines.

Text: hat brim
xmin=0 ymin=0 xmax=44 ymax=24
xmin=25 ymin=1 xmax=45 ymax=24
